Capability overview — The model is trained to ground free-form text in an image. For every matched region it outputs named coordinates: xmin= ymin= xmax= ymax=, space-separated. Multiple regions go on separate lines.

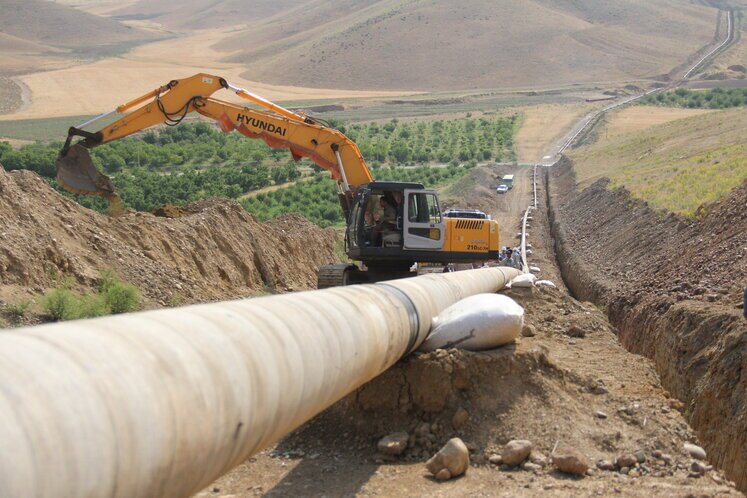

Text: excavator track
xmin=317 ymin=263 xmax=360 ymax=289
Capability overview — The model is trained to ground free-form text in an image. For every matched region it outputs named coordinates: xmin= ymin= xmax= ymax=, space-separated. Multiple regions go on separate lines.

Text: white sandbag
xmin=529 ymin=266 xmax=541 ymax=273
xmin=536 ymin=279 xmax=557 ymax=288
xmin=418 ymin=294 xmax=524 ymax=352
xmin=508 ymin=273 xmax=536 ymax=288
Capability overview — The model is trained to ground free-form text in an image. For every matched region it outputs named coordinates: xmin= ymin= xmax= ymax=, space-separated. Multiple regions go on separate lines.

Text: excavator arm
xmin=56 ymin=73 xmax=372 ymax=214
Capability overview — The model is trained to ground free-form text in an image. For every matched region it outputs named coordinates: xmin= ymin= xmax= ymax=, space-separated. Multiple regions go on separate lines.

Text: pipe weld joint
xmin=376 ymin=283 xmax=420 ymax=355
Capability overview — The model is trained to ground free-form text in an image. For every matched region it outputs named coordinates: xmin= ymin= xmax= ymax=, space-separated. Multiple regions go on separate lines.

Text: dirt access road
xmin=490 ymin=166 xmax=532 ymax=249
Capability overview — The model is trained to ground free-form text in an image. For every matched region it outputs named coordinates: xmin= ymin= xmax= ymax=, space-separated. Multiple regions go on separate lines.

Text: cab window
xmin=408 ymin=193 xmax=441 ymax=223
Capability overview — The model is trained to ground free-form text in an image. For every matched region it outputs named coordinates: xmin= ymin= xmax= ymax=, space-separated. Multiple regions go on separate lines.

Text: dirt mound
xmin=205 ymin=286 xmax=739 ymax=496
xmin=548 ymin=159 xmax=747 ymax=491
xmin=0 ymin=166 xmax=338 ymax=309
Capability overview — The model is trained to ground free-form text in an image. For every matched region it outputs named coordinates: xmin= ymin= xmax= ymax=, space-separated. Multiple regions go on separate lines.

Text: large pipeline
xmin=0 ymin=267 xmax=519 ymax=498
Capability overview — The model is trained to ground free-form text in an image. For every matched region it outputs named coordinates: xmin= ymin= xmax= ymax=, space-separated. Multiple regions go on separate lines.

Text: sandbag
xmin=508 ymin=273 xmax=536 ymax=288
xmin=418 ymin=294 xmax=524 ymax=352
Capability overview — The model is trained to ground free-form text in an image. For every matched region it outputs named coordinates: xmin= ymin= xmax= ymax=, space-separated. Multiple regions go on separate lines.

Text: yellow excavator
xmin=55 ymin=73 xmax=501 ymax=287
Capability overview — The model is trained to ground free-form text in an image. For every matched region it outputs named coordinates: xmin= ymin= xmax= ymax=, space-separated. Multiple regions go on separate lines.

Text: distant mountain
xmin=212 ymin=0 xmax=719 ymax=91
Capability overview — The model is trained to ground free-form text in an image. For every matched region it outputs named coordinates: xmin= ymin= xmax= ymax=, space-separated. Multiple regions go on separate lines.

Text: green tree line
xmin=0 ymin=115 xmax=516 ymax=220
xmin=639 ymin=87 xmax=747 ymax=109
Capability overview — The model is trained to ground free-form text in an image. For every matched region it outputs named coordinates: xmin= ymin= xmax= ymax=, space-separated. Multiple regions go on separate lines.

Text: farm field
xmin=0 ymin=114 xmax=518 ymax=224
xmin=514 ymin=103 xmax=594 ymax=163
xmin=0 ymin=27 xmax=413 ymax=121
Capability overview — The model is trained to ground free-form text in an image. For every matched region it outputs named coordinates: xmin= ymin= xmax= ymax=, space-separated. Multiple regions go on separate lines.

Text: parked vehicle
xmin=496 ymin=185 xmax=509 ymax=194
xmin=501 ymin=175 xmax=514 ymax=189
xmin=443 ymin=209 xmax=491 ymax=220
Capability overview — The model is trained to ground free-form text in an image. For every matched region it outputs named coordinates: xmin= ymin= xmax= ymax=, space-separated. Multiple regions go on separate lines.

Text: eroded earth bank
xmin=548 ymin=158 xmax=747 ymax=491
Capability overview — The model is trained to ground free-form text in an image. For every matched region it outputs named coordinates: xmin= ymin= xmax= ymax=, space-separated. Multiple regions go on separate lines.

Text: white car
xmin=496 ymin=185 xmax=509 ymax=194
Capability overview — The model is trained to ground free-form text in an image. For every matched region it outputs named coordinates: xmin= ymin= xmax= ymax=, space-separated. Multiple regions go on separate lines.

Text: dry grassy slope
xmin=0 ymin=0 xmax=152 ymax=48
xmin=216 ymin=0 xmax=717 ymax=91
xmin=111 ymin=0 xmax=306 ymax=29
xmin=567 ymin=107 xmax=747 ymax=217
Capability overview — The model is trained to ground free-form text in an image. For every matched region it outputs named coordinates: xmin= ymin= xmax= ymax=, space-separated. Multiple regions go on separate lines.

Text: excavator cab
xmin=318 ymin=181 xmax=502 ymax=288
xmin=320 ymin=181 xmax=462 ymax=287
xmin=346 ymin=182 xmax=445 ymax=254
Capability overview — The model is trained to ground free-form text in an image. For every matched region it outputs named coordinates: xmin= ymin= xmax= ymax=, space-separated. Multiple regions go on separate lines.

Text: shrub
xmin=42 ymin=288 xmax=82 ymax=321
xmin=42 ymin=271 xmax=141 ymax=321
xmin=98 ymin=270 xmax=141 ymax=314
xmin=5 ymin=299 xmax=31 ymax=319
xmin=79 ymin=294 xmax=110 ymax=318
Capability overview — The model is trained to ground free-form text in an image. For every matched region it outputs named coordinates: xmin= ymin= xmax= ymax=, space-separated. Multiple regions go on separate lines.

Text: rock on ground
xmin=552 ymin=445 xmax=590 ymax=476
xmin=452 ymin=407 xmax=470 ymax=429
xmin=616 ymin=454 xmax=637 ymax=468
xmin=377 ymin=432 xmax=409 ymax=456
xmin=501 ymin=440 xmax=532 ymax=466
xmin=426 ymin=438 xmax=470 ymax=480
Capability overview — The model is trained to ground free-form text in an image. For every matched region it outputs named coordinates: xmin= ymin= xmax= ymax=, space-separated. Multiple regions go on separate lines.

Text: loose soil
xmin=548 ymin=158 xmax=747 ymax=491
xmin=0 ymin=165 xmax=338 ymax=324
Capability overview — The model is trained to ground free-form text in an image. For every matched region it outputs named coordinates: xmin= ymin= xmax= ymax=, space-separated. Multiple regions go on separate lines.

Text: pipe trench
xmin=0 ymin=267 xmax=519 ymax=498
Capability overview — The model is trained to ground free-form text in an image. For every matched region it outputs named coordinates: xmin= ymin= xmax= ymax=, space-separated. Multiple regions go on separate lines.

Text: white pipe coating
xmin=0 ymin=267 xmax=519 ymax=498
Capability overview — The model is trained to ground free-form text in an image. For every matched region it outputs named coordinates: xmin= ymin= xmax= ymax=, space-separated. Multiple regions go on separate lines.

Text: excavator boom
xmin=55 ymin=73 xmax=372 ymax=206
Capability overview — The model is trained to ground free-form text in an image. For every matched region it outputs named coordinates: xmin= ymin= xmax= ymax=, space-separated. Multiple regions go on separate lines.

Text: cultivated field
xmin=568 ymin=107 xmax=747 ymax=216
xmin=0 ymin=27 xmax=414 ymax=121
xmin=514 ymin=104 xmax=594 ymax=163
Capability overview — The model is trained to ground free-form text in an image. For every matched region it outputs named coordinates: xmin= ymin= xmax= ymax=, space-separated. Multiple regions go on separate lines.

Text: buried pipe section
xmin=0 ymin=267 xmax=520 ymax=498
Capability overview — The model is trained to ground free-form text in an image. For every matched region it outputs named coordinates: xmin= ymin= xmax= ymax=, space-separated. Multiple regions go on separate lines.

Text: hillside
xmin=217 ymin=0 xmax=719 ymax=91
xmin=0 ymin=0 xmax=153 ymax=49
xmin=567 ymin=107 xmax=747 ymax=216
xmin=110 ymin=0 xmax=306 ymax=29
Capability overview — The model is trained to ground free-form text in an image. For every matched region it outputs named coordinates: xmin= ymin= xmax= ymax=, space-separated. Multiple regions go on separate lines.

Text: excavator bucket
xmin=56 ymin=144 xmax=116 ymax=199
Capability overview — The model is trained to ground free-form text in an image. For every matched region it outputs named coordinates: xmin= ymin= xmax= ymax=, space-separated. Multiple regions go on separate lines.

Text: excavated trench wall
xmin=546 ymin=158 xmax=747 ymax=491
